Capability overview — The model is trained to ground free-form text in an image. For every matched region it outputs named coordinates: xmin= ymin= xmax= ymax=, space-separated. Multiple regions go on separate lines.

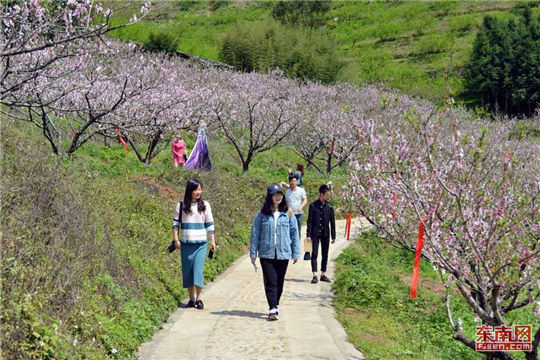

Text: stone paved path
xmin=138 ymin=218 xmax=367 ymax=360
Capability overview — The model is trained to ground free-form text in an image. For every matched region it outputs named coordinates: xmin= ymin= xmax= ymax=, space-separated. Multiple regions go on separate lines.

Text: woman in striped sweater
xmin=172 ymin=179 xmax=215 ymax=309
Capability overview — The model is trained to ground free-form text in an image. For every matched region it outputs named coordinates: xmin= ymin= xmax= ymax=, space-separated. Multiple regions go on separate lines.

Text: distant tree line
xmin=465 ymin=7 xmax=539 ymax=116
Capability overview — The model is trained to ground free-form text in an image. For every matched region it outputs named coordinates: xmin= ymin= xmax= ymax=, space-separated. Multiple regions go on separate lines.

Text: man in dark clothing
xmin=306 ymin=184 xmax=336 ymax=283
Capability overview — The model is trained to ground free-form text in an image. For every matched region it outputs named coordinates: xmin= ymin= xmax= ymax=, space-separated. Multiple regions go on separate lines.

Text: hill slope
xmin=0 ymin=120 xmax=345 ymax=359
xmin=107 ymin=1 xmax=540 ymax=104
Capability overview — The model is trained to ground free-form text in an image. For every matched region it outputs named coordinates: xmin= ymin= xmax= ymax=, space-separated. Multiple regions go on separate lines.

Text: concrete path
xmin=138 ymin=218 xmax=367 ymax=360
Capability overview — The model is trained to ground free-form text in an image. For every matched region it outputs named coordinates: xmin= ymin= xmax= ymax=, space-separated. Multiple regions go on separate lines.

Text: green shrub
xmin=271 ymin=0 xmax=332 ymax=28
xmin=508 ymin=121 xmax=540 ymax=140
xmin=413 ymin=33 xmax=452 ymax=55
xmin=176 ymin=1 xmax=199 ymax=12
xmin=208 ymin=0 xmax=230 ymax=12
xmin=219 ymin=20 xmax=345 ymax=84
xmin=143 ymin=31 xmax=180 ymax=54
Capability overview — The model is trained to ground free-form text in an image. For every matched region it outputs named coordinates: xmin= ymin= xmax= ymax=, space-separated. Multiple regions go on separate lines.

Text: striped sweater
xmin=172 ymin=201 xmax=215 ymax=243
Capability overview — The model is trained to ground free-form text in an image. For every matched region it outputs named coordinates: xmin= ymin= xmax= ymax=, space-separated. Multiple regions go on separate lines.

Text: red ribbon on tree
xmin=344 ymin=213 xmax=352 ymax=241
xmin=503 ymin=151 xmax=513 ymax=171
xmin=410 ymin=219 xmax=425 ymax=299
xmin=114 ymin=126 xmax=130 ymax=151
xmin=392 ymin=192 xmax=397 ymax=219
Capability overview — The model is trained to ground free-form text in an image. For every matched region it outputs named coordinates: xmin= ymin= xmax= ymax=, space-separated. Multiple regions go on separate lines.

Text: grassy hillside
xmin=328 ymin=1 xmax=539 ymax=102
xmin=333 ymin=232 xmax=540 ymax=360
xmin=2 ymin=119 xmax=538 ymax=358
xmin=0 ymin=120 xmax=346 ymax=359
xmin=107 ymin=1 xmax=540 ymax=105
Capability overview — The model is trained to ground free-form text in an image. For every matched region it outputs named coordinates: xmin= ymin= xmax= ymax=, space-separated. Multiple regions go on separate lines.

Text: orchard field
xmin=1 ymin=1 xmax=539 ymax=359
xmin=107 ymin=1 xmax=540 ymax=104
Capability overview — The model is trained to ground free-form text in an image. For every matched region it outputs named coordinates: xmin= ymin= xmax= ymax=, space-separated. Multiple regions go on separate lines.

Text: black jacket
xmin=306 ymin=199 xmax=336 ymax=240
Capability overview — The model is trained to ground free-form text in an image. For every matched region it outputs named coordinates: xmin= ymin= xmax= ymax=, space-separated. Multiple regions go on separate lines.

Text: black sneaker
xmin=320 ymin=275 xmax=331 ymax=283
xmin=195 ymin=300 xmax=204 ymax=309
xmin=311 ymin=275 xmax=318 ymax=284
xmin=185 ymin=300 xmax=195 ymax=308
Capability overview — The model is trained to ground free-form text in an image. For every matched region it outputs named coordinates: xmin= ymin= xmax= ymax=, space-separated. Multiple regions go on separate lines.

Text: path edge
xmin=137 ymin=252 xmax=251 ymax=359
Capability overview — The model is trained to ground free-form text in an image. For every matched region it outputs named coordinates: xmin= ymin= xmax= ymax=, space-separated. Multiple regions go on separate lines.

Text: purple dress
xmin=183 ymin=128 xmax=211 ymax=170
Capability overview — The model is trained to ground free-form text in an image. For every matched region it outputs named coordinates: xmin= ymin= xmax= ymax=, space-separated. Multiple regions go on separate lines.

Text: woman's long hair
xmin=261 ymin=193 xmax=288 ymax=216
xmin=183 ymin=179 xmax=206 ymax=214
xmin=296 ymin=163 xmax=304 ymax=176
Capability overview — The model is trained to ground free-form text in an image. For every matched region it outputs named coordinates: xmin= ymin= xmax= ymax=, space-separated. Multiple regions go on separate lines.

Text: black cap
xmin=267 ymin=184 xmax=283 ymax=196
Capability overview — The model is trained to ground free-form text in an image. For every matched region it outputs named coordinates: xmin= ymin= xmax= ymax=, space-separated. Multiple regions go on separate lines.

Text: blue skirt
xmin=180 ymin=242 xmax=207 ymax=288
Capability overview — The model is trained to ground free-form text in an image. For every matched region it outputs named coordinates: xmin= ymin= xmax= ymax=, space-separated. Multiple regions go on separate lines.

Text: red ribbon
xmin=344 ymin=213 xmax=352 ymax=241
xmin=503 ymin=151 xmax=512 ymax=171
xmin=392 ymin=192 xmax=397 ymax=219
xmin=114 ymin=126 xmax=130 ymax=151
xmin=410 ymin=219 xmax=425 ymax=299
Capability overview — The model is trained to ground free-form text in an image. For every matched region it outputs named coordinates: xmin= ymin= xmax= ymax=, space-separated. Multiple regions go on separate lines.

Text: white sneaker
xmin=268 ymin=308 xmax=279 ymax=321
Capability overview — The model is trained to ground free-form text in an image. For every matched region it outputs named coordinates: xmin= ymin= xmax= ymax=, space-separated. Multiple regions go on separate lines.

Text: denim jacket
xmin=249 ymin=210 xmax=300 ymax=260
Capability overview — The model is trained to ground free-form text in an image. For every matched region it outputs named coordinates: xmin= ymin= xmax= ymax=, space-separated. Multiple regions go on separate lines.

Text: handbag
xmin=304 ymin=237 xmax=312 ymax=252
xmin=168 ymin=201 xmax=183 ymax=253
xmin=303 ymin=237 xmax=312 ymax=261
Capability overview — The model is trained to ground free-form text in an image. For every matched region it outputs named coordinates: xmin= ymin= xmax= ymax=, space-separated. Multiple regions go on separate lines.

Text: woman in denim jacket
xmin=250 ymin=184 xmax=300 ymax=321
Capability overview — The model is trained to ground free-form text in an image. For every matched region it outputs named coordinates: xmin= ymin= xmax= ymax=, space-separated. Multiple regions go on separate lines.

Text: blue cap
xmin=267 ymin=184 xmax=283 ymax=196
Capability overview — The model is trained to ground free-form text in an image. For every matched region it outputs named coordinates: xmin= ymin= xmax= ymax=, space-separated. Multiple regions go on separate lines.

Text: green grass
xmin=1 ymin=122 xmax=245 ymax=358
xmin=328 ymin=1 xmax=539 ymax=102
xmin=107 ymin=2 xmax=269 ymax=60
xmin=333 ymin=231 xmax=540 ymax=360
xmin=1 ymin=118 xmax=350 ymax=359
xmin=3 ymin=115 xmax=538 ymax=358
xmin=106 ymin=1 xmax=539 ymax=105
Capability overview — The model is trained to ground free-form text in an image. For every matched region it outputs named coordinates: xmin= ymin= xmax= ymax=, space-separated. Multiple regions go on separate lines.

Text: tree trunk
xmin=305 ymin=159 xmax=322 ymax=173
xmin=487 ymin=355 xmax=510 ymax=360
xmin=242 ymin=152 xmax=254 ymax=173
xmin=44 ymin=129 xmax=59 ymax=155
xmin=126 ymin=136 xmax=146 ymax=164
xmin=525 ymin=327 xmax=540 ymax=360
xmin=525 ymin=350 xmax=537 ymax=360
xmin=37 ymin=108 xmax=59 ymax=155
xmin=143 ymin=130 xmax=163 ymax=166
xmin=242 ymin=161 xmax=250 ymax=173
xmin=66 ymin=136 xmax=80 ymax=157
xmin=453 ymin=331 xmax=516 ymax=360
xmin=326 ymin=152 xmax=332 ymax=174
